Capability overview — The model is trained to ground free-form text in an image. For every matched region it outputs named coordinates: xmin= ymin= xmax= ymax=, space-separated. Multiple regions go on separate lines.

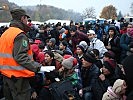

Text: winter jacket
xmin=71 ymin=31 xmax=89 ymax=52
xmin=64 ymin=72 xmax=82 ymax=90
xmin=89 ymin=38 xmax=107 ymax=58
xmin=81 ymin=64 xmax=100 ymax=92
xmin=102 ymin=79 xmax=126 ymax=100
xmin=120 ymin=33 xmax=132 ymax=60
xmin=102 ymin=87 xmax=125 ymax=100
xmin=120 ymin=33 xmax=131 ymax=52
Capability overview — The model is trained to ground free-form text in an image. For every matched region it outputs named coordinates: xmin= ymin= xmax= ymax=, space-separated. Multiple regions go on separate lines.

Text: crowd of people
xmin=0 ymin=8 xmax=133 ymax=100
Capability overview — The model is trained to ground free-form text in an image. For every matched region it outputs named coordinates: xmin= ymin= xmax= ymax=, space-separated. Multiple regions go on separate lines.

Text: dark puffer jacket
xmin=81 ymin=64 xmax=100 ymax=92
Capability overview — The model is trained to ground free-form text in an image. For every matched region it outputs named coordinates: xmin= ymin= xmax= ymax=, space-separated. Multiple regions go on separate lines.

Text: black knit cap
xmin=83 ymin=52 xmax=96 ymax=63
xmin=10 ymin=8 xmax=30 ymax=20
xmin=77 ymin=45 xmax=85 ymax=53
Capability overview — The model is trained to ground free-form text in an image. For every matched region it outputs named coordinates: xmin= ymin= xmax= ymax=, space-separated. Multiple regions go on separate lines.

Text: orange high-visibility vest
xmin=0 ymin=27 xmax=35 ymax=78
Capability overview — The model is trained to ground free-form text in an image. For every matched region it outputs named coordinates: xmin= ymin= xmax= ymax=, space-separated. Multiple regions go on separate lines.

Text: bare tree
xmin=100 ymin=5 xmax=117 ymax=20
xmin=82 ymin=7 xmax=96 ymax=19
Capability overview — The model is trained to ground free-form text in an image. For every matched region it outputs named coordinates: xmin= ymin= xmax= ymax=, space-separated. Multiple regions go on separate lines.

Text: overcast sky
xmin=8 ymin=0 xmax=133 ymax=17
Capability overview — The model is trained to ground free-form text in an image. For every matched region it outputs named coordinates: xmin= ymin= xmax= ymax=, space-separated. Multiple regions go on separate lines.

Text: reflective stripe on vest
xmin=0 ymin=53 xmax=32 ymax=59
xmin=0 ymin=27 xmax=35 ymax=78
xmin=0 ymin=65 xmax=25 ymax=70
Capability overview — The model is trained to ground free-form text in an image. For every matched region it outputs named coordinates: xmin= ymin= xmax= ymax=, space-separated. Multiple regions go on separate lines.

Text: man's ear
xmin=21 ymin=16 xmax=25 ymax=21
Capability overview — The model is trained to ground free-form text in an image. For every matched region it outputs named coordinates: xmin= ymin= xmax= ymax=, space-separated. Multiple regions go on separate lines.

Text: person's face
xmin=95 ymin=26 xmax=98 ymax=29
xmin=104 ymin=21 xmax=107 ymax=24
xmin=63 ymin=23 xmax=66 ymax=26
xmin=76 ymin=47 xmax=83 ymax=55
xmin=102 ymin=35 xmax=106 ymax=40
xmin=48 ymin=41 xmax=53 ymax=46
xmin=82 ymin=58 xmax=92 ymax=68
xmin=103 ymin=56 xmax=110 ymax=62
xmin=79 ymin=27 xmax=84 ymax=31
xmin=122 ymin=26 xmax=127 ymax=30
xmin=120 ymin=81 xmax=127 ymax=95
xmin=127 ymin=24 xmax=133 ymax=32
xmin=59 ymin=66 xmax=65 ymax=72
xmin=46 ymin=27 xmax=50 ymax=31
xmin=70 ymin=23 xmax=74 ymax=26
xmin=21 ymin=16 xmax=28 ymax=25
xmin=102 ymin=66 xmax=110 ymax=75
xmin=57 ymin=26 xmax=62 ymax=30
xmin=87 ymin=34 xmax=95 ymax=41
xmin=59 ymin=43 xmax=65 ymax=50
xmin=44 ymin=53 xmax=53 ymax=63
xmin=109 ymin=30 xmax=114 ymax=36
xmin=70 ymin=31 xmax=76 ymax=36
xmin=75 ymin=24 xmax=80 ymax=29
xmin=44 ymin=78 xmax=51 ymax=85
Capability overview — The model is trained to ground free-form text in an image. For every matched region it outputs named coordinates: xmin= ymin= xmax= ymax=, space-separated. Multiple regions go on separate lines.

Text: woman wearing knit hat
xmin=102 ymin=79 xmax=127 ymax=100
xmin=99 ymin=60 xmax=117 ymax=86
xmin=59 ymin=57 xmax=82 ymax=91
xmin=95 ymin=59 xmax=117 ymax=100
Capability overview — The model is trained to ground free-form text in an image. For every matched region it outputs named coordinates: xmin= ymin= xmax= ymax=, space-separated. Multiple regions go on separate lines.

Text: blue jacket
xmin=120 ymin=33 xmax=131 ymax=51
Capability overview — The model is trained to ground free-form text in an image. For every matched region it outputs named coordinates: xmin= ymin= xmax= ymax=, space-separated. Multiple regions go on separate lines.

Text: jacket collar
xmin=10 ymin=20 xmax=30 ymax=33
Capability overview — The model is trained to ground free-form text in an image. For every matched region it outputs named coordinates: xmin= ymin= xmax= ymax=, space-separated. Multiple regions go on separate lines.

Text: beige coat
xmin=102 ymin=79 xmax=126 ymax=100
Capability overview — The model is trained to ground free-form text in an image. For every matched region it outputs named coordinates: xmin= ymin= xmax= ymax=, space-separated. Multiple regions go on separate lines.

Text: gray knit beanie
xmin=49 ymin=38 xmax=56 ymax=44
xmin=61 ymin=57 xmax=74 ymax=69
